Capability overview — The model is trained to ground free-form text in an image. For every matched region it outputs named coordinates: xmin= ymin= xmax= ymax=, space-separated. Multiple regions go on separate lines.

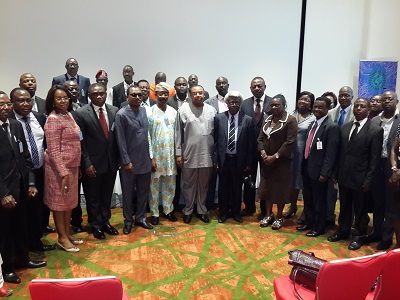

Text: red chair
xmin=274 ymin=252 xmax=386 ymax=300
xmin=29 ymin=276 xmax=129 ymax=300
xmin=366 ymin=249 xmax=400 ymax=300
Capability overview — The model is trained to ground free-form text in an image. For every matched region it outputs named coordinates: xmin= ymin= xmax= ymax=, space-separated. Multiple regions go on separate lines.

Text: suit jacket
xmin=336 ymin=119 xmax=383 ymax=189
xmin=166 ymin=95 xmax=192 ymax=111
xmin=240 ymin=95 xmax=272 ymax=136
xmin=205 ymin=95 xmax=226 ymax=113
xmin=34 ymin=96 xmax=46 ymax=114
xmin=52 ymin=74 xmax=90 ymax=105
xmin=328 ymin=105 xmax=355 ymax=125
xmin=213 ymin=111 xmax=255 ymax=171
xmin=119 ymin=98 xmax=156 ymax=109
xmin=74 ymin=104 xmax=119 ymax=174
xmin=0 ymin=119 xmax=35 ymax=199
xmin=112 ymin=81 xmax=137 ymax=108
xmin=303 ymin=116 xmax=341 ymax=181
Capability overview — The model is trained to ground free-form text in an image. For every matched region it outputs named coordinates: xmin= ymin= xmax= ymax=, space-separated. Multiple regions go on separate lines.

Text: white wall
xmin=0 ymin=0 xmax=302 ymax=108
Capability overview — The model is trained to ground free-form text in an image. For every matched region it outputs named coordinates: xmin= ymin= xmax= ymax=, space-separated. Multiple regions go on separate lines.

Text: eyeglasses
xmin=0 ymin=102 xmax=13 ymax=108
xmin=55 ymin=96 xmax=70 ymax=102
xmin=228 ymin=102 xmax=240 ymax=106
xmin=129 ymin=93 xmax=143 ymax=97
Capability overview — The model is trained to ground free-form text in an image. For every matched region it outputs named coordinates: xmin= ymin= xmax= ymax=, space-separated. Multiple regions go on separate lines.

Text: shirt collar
xmin=92 ymin=103 xmax=105 ymax=112
xmin=354 ymin=117 xmax=368 ymax=127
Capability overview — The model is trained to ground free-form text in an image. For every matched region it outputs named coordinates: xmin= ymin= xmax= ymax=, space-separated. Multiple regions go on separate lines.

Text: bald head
xmin=155 ymin=72 xmax=166 ymax=84
xmin=338 ymin=86 xmax=353 ymax=109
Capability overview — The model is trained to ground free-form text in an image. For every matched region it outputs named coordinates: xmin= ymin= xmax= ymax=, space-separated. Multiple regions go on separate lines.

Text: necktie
xmin=255 ymin=98 xmax=261 ymax=123
xmin=304 ymin=121 xmax=318 ymax=159
xmin=349 ymin=121 xmax=360 ymax=143
xmin=22 ymin=116 xmax=40 ymax=168
xmin=99 ymin=108 xmax=109 ymax=139
xmin=2 ymin=123 xmax=12 ymax=145
xmin=228 ymin=116 xmax=236 ymax=152
xmin=70 ymin=77 xmax=76 ymax=81
xmin=338 ymin=109 xmax=345 ymax=127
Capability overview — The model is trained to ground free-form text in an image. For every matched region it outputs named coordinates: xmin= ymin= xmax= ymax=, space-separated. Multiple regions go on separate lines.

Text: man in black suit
xmin=0 ymin=91 xmax=46 ymax=284
xmin=112 ymin=65 xmax=136 ymax=108
xmin=167 ymin=77 xmax=191 ymax=111
xmin=213 ymin=91 xmax=255 ymax=223
xmin=119 ymin=80 xmax=156 ymax=108
xmin=298 ymin=97 xmax=340 ymax=237
xmin=240 ymin=76 xmax=272 ymax=218
xmin=365 ymin=91 xmax=400 ymax=250
xmin=328 ymin=98 xmax=383 ymax=250
xmin=52 ymin=58 xmax=90 ymax=105
xmin=19 ymin=73 xmax=46 ymax=114
xmin=75 ymin=83 xmax=120 ymax=240
xmin=10 ymin=88 xmax=55 ymax=252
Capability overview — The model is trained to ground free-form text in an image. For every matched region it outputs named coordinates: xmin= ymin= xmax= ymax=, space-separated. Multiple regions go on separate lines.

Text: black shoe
xmin=199 ymin=214 xmax=210 ymax=223
xmin=31 ymin=244 xmax=56 ymax=252
xmin=297 ymin=225 xmax=311 ymax=231
xmin=377 ymin=240 xmax=392 ymax=250
xmin=135 ymin=220 xmax=153 ymax=230
xmin=283 ymin=206 xmax=297 ymax=219
xmin=240 ymin=209 xmax=254 ymax=216
xmin=43 ymin=225 xmax=56 ymax=233
xmin=3 ymin=273 xmax=21 ymax=284
xmin=123 ymin=224 xmax=132 ymax=235
xmin=327 ymin=233 xmax=346 ymax=242
xmin=362 ymin=235 xmax=380 ymax=244
xmin=306 ymin=231 xmax=320 ymax=237
xmin=150 ymin=216 xmax=159 ymax=225
xmin=102 ymin=224 xmax=119 ymax=235
xmin=92 ymin=228 xmax=106 ymax=240
xmin=233 ymin=214 xmax=243 ymax=223
xmin=183 ymin=214 xmax=192 ymax=224
xmin=218 ymin=215 xmax=227 ymax=223
xmin=71 ymin=225 xmax=83 ymax=233
xmin=348 ymin=240 xmax=362 ymax=250
xmin=16 ymin=260 xmax=47 ymax=269
xmin=164 ymin=213 xmax=177 ymax=222
xmin=297 ymin=219 xmax=305 ymax=225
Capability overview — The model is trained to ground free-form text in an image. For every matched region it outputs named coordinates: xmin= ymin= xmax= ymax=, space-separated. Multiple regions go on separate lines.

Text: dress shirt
xmin=124 ymin=81 xmax=132 ymax=98
xmin=379 ymin=112 xmax=397 ymax=158
xmin=105 ymin=87 xmax=113 ymax=106
xmin=31 ymin=96 xmax=39 ymax=112
xmin=15 ymin=112 xmax=45 ymax=168
xmin=226 ymin=113 xmax=238 ymax=155
xmin=141 ymin=98 xmax=151 ymax=107
xmin=92 ymin=104 xmax=109 ymax=128
xmin=348 ymin=117 xmax=367 ymax=140
xmin=217 ymin=94 xmax=228 ymax=113
xmin=307 ymin=114 xmax=328 ymax=145
xmin=0 ymin=119 xmax=11 ymax=141
xmin=176 ymin=94 xmax=189 ymax=108
xmin=253 ymin=95 xmax=264 ymax=111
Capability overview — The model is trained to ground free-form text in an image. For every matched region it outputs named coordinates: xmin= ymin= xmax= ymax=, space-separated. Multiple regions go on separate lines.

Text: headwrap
xmin=156 ymin=82 xmax=170 ymax=92
xmin=95 ymin=69 xmax=108 ymax=79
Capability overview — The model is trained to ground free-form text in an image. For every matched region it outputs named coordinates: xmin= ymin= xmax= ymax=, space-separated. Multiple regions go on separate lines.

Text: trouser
xmin=243 ymin=157 xmax=265 ymax=215
xmin=150 ymin=175 xmax=176 ymax=217
xmin=71 ymin=179 xmax=83 ymax=227
xmin=182 ymin=167 xmax=212 ymax=215
xmin=326 ymin=181 xmax=338 ymax=222
xmin=121 ymin=170 xmax=151 ymax=225
xmin=29 ymin=167 xmax=45 ymax=249
xmin=205 ymin=169 xmax=218 ymax=209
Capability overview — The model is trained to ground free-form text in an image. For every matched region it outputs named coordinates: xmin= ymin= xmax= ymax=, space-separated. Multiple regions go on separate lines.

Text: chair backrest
xmin=315 ymin=252 xmax=387 ymax=300
xmin=373 ymin=249 xmax=400 ymax=300
xmin=29 ymin=276 xmax=124 ymax=300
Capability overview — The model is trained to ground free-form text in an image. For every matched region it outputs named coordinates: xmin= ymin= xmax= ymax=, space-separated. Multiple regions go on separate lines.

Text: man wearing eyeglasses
xmin=74 ymin=83 xmax=120 ymax=240
xmin=52 ymin=58 xmax=90 ymax=105
xmin=115 ymin=86 xmax=153 ymax=233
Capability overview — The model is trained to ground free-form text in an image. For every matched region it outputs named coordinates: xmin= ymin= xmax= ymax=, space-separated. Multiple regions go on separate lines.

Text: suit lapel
xmin=105 ymin=105 xmax=114 ymax=131
xmin=312 ymin=118 xmax=327 ymax=149
xmin=237 ymin=111 xmax=244 ymax=139
xmin=88 ymin=105 xmax=105 ymax=137
xmin=222 ymin=112 xmax=229 ymax=139
xmin=0 ymin=124 xmax=13 ymax=152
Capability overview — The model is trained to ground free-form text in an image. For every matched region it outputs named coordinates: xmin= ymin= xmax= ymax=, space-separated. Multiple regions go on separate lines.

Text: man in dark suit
xmin=205 ymin=76 xmax=230 ymax=210
xmin=75 ymin=83 xmax=120 ymax=240
xmin=0 ymin=91 xmax=46 ymax=284
xmin=112 ymin=65 xmax=136 ymax=108
xmin=298 ymin=97 xmax=341 ymax=237
xmin=19 ymin=73 xmax=46 ymax=114
xmin=328 ymin=98 xmax=383 ymax=250
xmin=167 ymin=77 xmax=191 ymax=111
xmin=188 ymin=74 xmax=210 ymax=100
xmin=213 ymin=91 xmax=255 ymax=223
xmin=365 ymin=91 xmax=400 ymax=250
xmin=240 ymin=76 xmax=272 ymax=218
xmin=52 ymin=58 xmax=90 ymax=105
xmin=10 ymin=88 xmax=55 ymax=251
xmin=119 ymin=80 xmax=156 ymax=108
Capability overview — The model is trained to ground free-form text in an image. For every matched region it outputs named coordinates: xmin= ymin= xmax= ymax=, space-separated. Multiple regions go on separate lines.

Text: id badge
xmin=265 ymin=127 xmax=272 ymax=135
xmin=79 ymin=131 xmax=83 ymax=141
xmin=18 ymin=141 xmax=23 ymax=153
xmin=164 ymin=118 xmax=170 ymax=126
xmin=316 ymin=139 xmax=323 ymax=150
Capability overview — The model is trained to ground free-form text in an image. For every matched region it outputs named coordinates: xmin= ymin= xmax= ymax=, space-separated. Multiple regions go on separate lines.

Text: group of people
xmin=1 ymin=57 xmax=400 ymax=294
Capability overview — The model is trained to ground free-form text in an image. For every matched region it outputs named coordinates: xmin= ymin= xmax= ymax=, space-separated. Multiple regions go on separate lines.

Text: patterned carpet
xmin=8 ymin=204 xmax=377 ymax=299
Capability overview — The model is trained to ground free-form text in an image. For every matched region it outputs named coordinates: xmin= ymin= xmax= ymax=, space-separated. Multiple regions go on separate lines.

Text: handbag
xmin=287 ymin=250 xmax=327 ymax=299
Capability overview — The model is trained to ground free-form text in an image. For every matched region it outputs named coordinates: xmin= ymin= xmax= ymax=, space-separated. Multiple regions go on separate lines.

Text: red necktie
xmin=99 ymin=108 xmax=109 ymax=139
xmin=304 ymin=121 xmax=318 ymax=159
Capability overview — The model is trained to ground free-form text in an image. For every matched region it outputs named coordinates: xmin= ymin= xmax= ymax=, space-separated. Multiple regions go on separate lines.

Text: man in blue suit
xmin=52 ymin=58 xmax=90 ymax=105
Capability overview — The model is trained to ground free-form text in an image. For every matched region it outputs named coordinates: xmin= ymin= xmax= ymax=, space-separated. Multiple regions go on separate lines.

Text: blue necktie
xmin=338 ymin=109 xmax=345 ymax=127
xmin=22 ymin=116 xmax=40 ymax=169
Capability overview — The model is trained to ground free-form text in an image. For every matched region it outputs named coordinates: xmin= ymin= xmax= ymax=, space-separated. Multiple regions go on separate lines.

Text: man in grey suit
xmin=52 ymin=58 xmax=90 ymax=105
xmin=112 ymin=65 xmax=136 ymax=108
xmin=19 ymin=73 xmax=46 ymax=114
xmin=213 ymin=91 xmax=255 ymax=223
xmin=240 ymin=76 xmax=272 ymax=219
xmin=328 ymin=98 xmax=383 ymax=250
xmin=116 ymin=85 xmax=153 ymax=233
xmin=74 ymin=83 xmax=120 ymax=240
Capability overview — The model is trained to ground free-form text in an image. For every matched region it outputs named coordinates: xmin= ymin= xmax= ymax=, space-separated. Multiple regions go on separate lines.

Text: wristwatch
xmin=392 ymin=166 xmax=398 ymax=172
xmin=275 ymin=153 xmax=279 ymax=159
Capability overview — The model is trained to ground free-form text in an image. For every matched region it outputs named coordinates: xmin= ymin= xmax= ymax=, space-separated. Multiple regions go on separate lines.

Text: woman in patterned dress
xmin=44 ymin=85 xmax=82 ymax=252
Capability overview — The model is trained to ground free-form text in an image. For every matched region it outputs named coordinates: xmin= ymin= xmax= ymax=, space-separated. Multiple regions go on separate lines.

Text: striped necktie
xmin=228 ymin=116 xmax=235 ymax=151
